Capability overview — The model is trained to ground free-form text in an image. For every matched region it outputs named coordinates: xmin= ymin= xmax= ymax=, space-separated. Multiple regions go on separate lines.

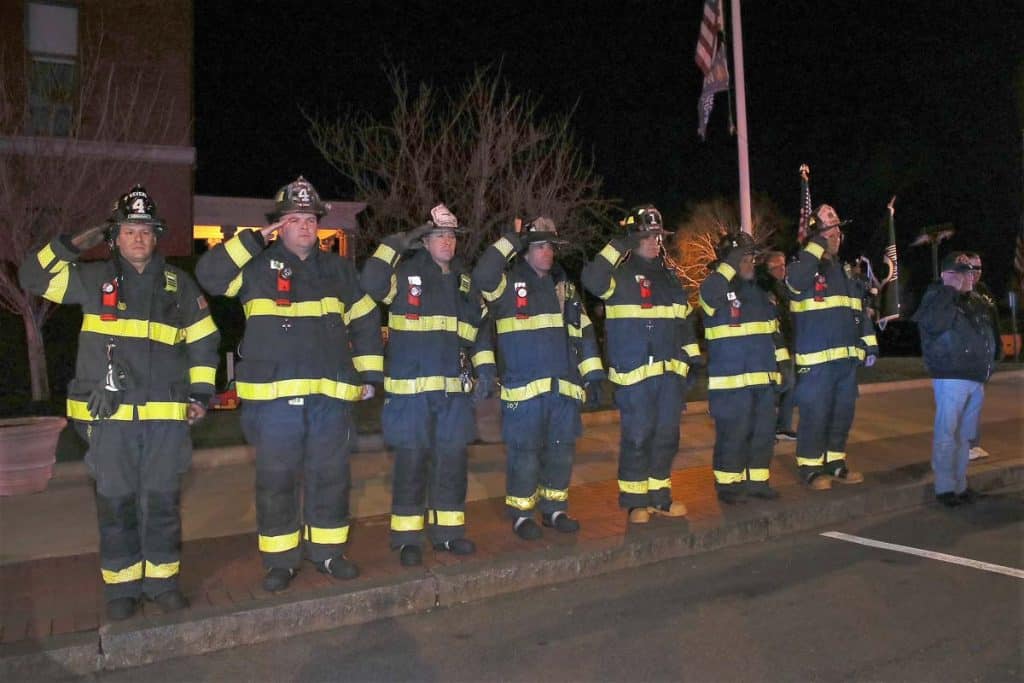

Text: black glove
xmin=584 ymin=381 xmax=602 ymax=409
xmin=501 ymin=231 xmax=525 ymax=253
xmin=392 ymin=223 xmax=433 ymax=251
xmin=776 ymin=359 xmax=795 ymax=394
xmin=614 ymin=232 xmax=643 ymax=253
xmin=472 ymin=376 xmax=496 ymax=403
xmin=70 ymin=222 xmax=111 ymax=252
xmin=86 ymin=387 xmax=121 ymax=419
xmin=809 ymin=232 xmax=829 ymax=253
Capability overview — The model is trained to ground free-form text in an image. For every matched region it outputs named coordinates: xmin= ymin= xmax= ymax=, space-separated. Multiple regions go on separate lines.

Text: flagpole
xmin=730 ymin=0 xmax=752 ymax=234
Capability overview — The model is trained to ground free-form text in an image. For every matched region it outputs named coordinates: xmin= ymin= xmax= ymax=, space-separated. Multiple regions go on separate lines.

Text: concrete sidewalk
xmin=1 ymin=373 xmax=1021 ymax=677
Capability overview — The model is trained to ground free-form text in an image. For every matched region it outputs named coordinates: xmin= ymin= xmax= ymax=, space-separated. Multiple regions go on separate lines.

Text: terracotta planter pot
xmin=0 ymin=416 xmax=66 ymax=496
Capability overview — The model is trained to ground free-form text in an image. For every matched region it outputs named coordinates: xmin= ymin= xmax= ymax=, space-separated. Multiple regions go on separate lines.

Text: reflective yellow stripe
xmin=189 ymin=366 xmax=217 ymax=385
xmin=789 ymin=295 xmax=862 ymax=313
xmin=389 ymin=313 xmax=458 ymax=332
xmin=716 ymin=262 xmax=736 ymax=280
xmin=775 ymin=348 xmax=791 ymax=362
xmin=184 ymin=315 xmax=218 ymax=343
xmin=539 ymin=486 xmax=568 ymax=501
xmin=81 ymin=314 xmax=184 ymax=345
xmin=495 ymin=236 xmax=517 ymax=258
xmin=101 ymin=561 xmax=143 ymax=585
xmin=382 ymin=275 xmax=398 ymax=305
xmin=605 ymin=304 xmax=676 ymax=320
xmin=390 ymin=515 xmax=425 ymax=532
xmin=472 ymin=350 xmax=495 ymax=367
xmin=236 ymin=378 xmax=364 ymax=401
xmin=352 ymin=355 xmax=384 ymax=373
xmin=224 ymin=235 xmax=253 ymax=268
xmin=431 ymin=510 xmax=465 ymax=526
xmin=144 ymin=560 xmax=180 ymax=579
xmin=344 ymin=294 xmax=377 ymax=324
xmin=618 ymin=479 xmax=648 ymax=494
xmin=682 ymin=343 xmax=701 ymax=358
xmin=598 ymin=242 xmax=622 ymax=266
xmin=225 ymin=272 xmax=244 ymax=297
xmin=37 ymin=243 xmax=60 ymax=271
xmin=795 ymin=346 xmax=865 ymax=366
xmin=748 ymin=468 xmax=770 ymax=482
xmin=458 ymin=321 xmax=477 ymax=343
xmin=714 ymin=470 xmax=746 ymax=484
xmin=804 ymin=241 xmax=825 ymax=259
xmin=797 ymin=455 xmax=824 ymax=467
xmin=609 ymin=362 xmax=666 ymax=386
xmin=41 ymin=266 xmax=71 ymax=303
xmin=705 ymin=320 xmax=777 ymax=340
xmin=707 ymin=372 xmax=780 ymax=390
xmin=825 ymin=450 xmax=846 ymax=463
xmin=373 ymin=242 xmax=398 ymax=266
xmin=567 ymin=323 xmax=583 ymax=338
xmin=66 ymin=400 xmax=188 ymax=422
xmin=496 ymin=313 xmax=563 ymax=334
xmin=259 ymin=530 xmax=301 ymax=553
xmin=668 ymin=358 xmax=691 ymax=377
xmin=581 ymin=313 xmax=593 ymax=329
xmin=599 ymin=278 xmax=616 ymax=300
xmin=578 ymin=356 xmax=603 ymax=377
xmin=304 ymin=525 xmax=350 ymax=545
xmin=244 ymin=297 xmax=344 ymax=318
xmin=505 ymin=491 xmax=539 ymax=510
xmin=500 ymin=378 xmax=584 ymax=402
xmin=674 ymin=302 xmax=693 ymax=318
xmin=786 ymin=280 xmax=802 ymax=296
xmin=482 ymin=274 xmax=507 ymax=302
xmin=648 ymin=477 xmax=671 ymax=491
xmin=699 ymin=295 xmax=716 ymax=316
xmin=385 ymin=376 xmax=466 ymax=394
xmin=861 ymin=335 xmax=878 ymax=347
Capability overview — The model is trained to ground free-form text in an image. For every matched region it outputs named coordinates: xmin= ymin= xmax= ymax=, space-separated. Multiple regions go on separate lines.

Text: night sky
xmin=195 ymin=0 xmax=1023 ymax=300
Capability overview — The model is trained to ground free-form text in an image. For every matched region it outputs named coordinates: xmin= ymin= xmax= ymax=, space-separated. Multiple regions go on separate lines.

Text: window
xmin=25 ymin=2 xmax=79 ymax=136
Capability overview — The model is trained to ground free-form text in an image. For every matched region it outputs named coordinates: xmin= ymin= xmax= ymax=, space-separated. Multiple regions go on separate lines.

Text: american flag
xmin=695 ymin=0 xmax=724 ymax=75
xmin=797 ymin=164 xmax=812 ymax=243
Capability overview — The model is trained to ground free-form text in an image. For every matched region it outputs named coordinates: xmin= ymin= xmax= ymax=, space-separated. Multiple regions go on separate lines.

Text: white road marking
xmin=820 ymin=531 xmax=1024 ymax=580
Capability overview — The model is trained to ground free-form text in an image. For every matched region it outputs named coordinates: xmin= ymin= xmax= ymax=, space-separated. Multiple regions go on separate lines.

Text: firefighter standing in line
xmin=785 ymin=204 xmax=877 ymax=489
xmin=360 ymin=204 xmax=496 ymax=567
xmin=472 ymin=217 xmax=605 ymax=540
xmin=700 ymin=232 xmax=792 ymax=503
xmin=196 ymin=177 xmax=383 ymax=592
xmin=581 ymin=205 xmax=697 ymax=523
xmin=19 ymin=186 xmax=220 ymax=620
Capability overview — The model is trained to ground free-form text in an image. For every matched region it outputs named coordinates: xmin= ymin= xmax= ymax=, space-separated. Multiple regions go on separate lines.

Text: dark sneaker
xmin=542 ymin=511 xmax=581 ymax=533
xmin=399 ymin=545 xmax=423 ymax=567
xmin=433 ymin=538 xmax=476 ymax=555
xmin=717 ymin=489 xmax=745 ymax=505
xmin=958 ymin=488 xmax=982 ymax=504
xmin=775 ymin=430 xmax=797 ymax=441
xmin=936 ymin=492 xmax=961 ymax=508
xmin=513 ymin=517 xmax=542 ymax=541
xmin=262 ymin=567 xmax=296 ymax=593
xmin=151 ymin=589 xmax=189 ymax=613
xmin=318 ymin=556 xmax=359 ymax=580
xmin=747 ymin=487 xmax=780 ymax=500
xmin=105 ymin=597 xmax=138 ymax=622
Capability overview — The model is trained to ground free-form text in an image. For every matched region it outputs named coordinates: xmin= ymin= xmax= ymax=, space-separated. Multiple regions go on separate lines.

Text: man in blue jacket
xmin=913 ymin=252 xmax=997 ymax=507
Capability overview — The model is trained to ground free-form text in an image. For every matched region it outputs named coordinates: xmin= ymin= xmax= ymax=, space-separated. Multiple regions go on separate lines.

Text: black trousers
xmin=79 ymin=419 xmax=191 ymax=601
xmin=708 ymin=386 xmax=777 ymax=493
xmin=614 ymin=373 xmax=684 ymax=509
xmin=241 ymin=395 xmax=353 ymax=569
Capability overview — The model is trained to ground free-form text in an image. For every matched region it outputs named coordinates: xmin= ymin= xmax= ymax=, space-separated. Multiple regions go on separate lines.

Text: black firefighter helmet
xmin=622 ymin=205 xmax=673 ymax=235
xmin=714 ymin=230 xmax=756 ymax=262
xmin=521 ymin=216 xmax=567 ymax=248
xmin=267 ymin=176 xmax=331 ymax=222
xmin=106 ymin=184 xmax=166 ymax=241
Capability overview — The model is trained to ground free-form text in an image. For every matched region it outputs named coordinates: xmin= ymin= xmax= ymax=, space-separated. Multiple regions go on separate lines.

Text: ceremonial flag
xmin=695 ymin=0 xmax=729 ymax=140
xmin=797 ymin=164 xmax=812 ymax=243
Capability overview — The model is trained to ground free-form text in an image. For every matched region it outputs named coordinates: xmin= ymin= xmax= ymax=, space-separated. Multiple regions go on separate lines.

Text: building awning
xmin=192 ymin=195 xmax=366 ymax=232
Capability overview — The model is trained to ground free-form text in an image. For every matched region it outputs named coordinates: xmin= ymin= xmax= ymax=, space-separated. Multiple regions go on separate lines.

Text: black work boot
xmin=151 ymin=589 xmax=189 ymax=613
xmin=262 ymin=567 xmax=296 ymax=593
xmin=717 ymin=489 xmax=745 ymax=505
xmin=747 ymin=486 xmax=780 ymax=500
xmin=399 ymin=545 xmax=423 ymax=567
xmin=433 ymin=538 xmax=476 ymax=555
xmin=513 ymin=516 xmax=542 ymax=541
xmin=542 ymin=511 xmax=581 ymax=533
xmin=319 ymin=556 xmax=359 ymax=580
xmin=105 ymin=597 xmax=139 ymax=622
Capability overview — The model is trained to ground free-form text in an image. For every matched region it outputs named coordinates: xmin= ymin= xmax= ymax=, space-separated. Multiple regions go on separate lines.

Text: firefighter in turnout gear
xmin=699 ymin=232 xmax=792 ymax=504
xmin=360 ymin=204 xmax=496 ymax=567
xmin=196 ymin=176 xmax=383 ymax=592
xmin=581 ymin=205 xmax=698 ymax=523
xmin=19 ymin=185 xmax=220 ymax=621
xmin=785 ymin=204 xmax=876 ymax=490
xmin=472 ymin=217 xmax=604 ymax=540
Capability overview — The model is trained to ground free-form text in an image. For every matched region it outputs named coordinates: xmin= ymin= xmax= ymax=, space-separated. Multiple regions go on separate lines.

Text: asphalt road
xmin=87 ymin=490 xmax=1023 ymax=683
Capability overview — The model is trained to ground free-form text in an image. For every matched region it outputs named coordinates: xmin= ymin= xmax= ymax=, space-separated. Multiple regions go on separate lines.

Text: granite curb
xmin=6 ymin=460 xmax=1020 ymax=676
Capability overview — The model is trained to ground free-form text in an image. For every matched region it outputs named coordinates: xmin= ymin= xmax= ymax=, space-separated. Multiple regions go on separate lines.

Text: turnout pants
xmin=241 ymin=395 xmax=353 ymax=569
xmin=614 ymin=373 xmax=684 ymax=510
xmin=794 ymin=359 xmax=859 ymax=481
xmin=708 ymin=386 xmax=776 ymax=493
xmin=501 ymin=391 xmax=582 ymax=518
xmin=78 ymin=419 xmax=191 ymax=601
xmin=381 ymin=393 xmax=475 ymax=548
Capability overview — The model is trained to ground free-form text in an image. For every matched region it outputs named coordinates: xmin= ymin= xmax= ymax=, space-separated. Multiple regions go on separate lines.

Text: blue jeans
xmin=931 ymin=379 xmax=984 ymax=495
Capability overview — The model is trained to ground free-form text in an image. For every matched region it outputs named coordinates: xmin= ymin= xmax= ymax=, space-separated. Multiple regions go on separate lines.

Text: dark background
xmin=195 ymin=0 xmax=1022 ymax=299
